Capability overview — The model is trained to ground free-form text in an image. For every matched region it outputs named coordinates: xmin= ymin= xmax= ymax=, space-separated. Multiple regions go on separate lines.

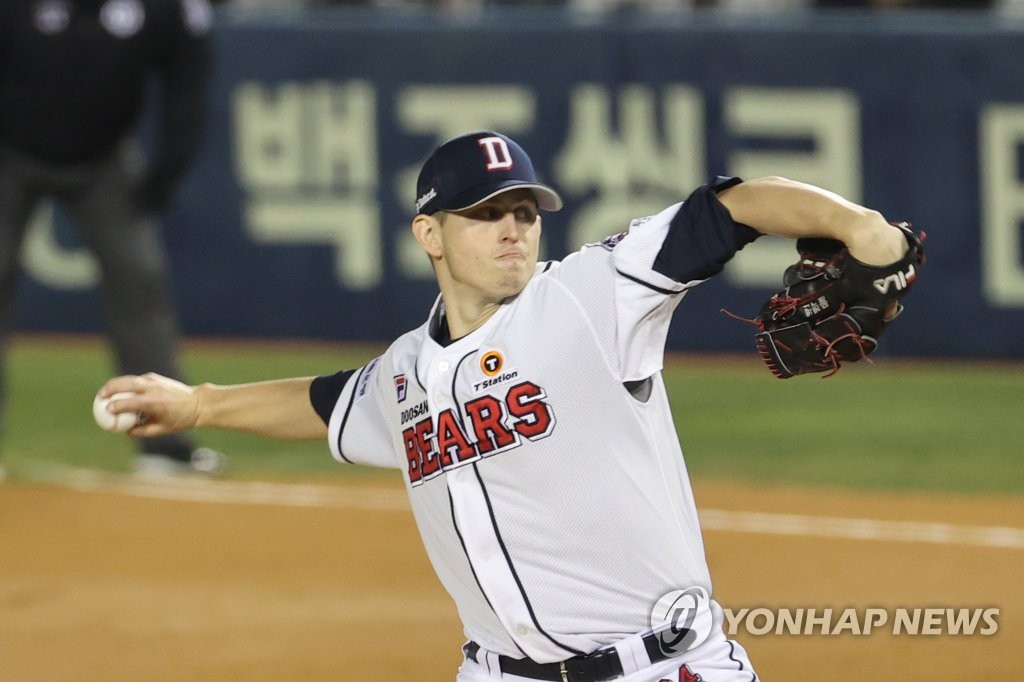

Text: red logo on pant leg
xmin=679 ymin=665 xmax=703 ymax=682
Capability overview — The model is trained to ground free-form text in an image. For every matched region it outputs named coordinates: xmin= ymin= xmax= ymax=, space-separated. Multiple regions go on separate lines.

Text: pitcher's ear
xmin=412 ymin=214 xmax=443 ymax=259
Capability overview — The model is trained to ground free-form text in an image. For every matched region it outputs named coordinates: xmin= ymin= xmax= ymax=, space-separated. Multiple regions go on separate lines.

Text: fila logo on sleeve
xmin=478 ymin=137 xmax=514 ymax=171
xmin=394 ymin=374 xmax=408 ymax=403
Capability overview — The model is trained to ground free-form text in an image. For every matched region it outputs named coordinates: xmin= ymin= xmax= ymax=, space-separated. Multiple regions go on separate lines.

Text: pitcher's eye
xmin=514 ymin=206 xmax=538 ymax=223
xmin=465 ymin=205 xmax=503 ymax=221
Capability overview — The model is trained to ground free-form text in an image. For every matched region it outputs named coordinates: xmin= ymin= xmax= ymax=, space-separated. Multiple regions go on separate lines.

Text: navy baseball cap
xmin=414 ymin=131 xmax=563 ymax=215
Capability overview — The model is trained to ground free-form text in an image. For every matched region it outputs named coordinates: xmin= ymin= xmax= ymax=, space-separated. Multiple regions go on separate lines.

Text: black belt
xmin=463 ymin=634 xmax=674 ymax=682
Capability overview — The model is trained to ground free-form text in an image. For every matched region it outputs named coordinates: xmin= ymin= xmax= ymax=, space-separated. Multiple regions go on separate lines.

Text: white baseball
xmin=92 ymin=392 xmax=140 ymax=433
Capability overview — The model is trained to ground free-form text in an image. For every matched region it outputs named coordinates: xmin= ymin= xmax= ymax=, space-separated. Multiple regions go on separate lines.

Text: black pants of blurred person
xmin=0 ymin=142 xmax=196 ymax=463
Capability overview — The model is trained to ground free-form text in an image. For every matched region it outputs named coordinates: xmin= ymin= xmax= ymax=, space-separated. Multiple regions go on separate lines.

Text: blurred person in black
xmin=0 ymin=0 xmax=224 ymax=478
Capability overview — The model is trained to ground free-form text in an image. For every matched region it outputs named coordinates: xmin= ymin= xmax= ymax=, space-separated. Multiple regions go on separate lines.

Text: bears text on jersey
xmin=401 ymin=380 xmax=555 ymax=485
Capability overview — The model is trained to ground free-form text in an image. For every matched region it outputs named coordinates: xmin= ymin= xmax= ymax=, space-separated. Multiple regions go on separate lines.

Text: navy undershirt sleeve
xmin=309 ymin=369 xmax=357 ymax=426
xmin=653 ymin=176 xmax=763 ymax=283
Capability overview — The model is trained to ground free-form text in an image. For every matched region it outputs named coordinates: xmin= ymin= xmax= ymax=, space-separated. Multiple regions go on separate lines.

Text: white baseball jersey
xmin=317 ymin=178 xmax=759 ymax=665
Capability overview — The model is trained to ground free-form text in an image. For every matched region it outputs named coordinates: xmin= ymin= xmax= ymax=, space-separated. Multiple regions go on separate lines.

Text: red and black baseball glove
xmin=730 ymin=223 xmax=925 ymax=379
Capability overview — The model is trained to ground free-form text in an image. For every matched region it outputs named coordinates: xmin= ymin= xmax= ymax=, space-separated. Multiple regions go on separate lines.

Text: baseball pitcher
xmin=98 ymin=131 xmax=922 ymax=682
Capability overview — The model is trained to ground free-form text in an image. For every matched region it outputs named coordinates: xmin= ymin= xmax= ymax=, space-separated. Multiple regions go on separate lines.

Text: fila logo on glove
xmin=873 ymin=264 xmax=917 ymax=294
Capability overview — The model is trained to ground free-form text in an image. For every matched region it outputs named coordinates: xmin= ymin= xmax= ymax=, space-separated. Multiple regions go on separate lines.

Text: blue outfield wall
xmin=15 ymin=11 xmax=1024 ymax=357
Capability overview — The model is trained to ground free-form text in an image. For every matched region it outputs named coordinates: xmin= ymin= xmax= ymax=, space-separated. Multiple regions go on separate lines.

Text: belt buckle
xmin=558 ymin=660 xmax=569 ymax=682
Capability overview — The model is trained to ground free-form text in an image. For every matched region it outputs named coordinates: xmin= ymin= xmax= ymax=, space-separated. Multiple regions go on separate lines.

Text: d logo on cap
xmin=478 ymin=136 xmax=514 ymax=171
xmin=414 ymin=131 xmax=563 ymax=216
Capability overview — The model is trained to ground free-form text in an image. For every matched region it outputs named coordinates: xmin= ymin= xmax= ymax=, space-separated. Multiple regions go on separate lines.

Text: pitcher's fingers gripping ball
xmin=727 ymin=222 xmax=925 ymax=378
xmin=95 ymin=373 xmax=202 ymax=437
xmin=93 ymin=392 xmax=143 ymax=432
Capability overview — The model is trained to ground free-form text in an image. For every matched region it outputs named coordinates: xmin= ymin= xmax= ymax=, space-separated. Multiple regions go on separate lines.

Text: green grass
xmin=665 ymin=356 xmax=1024 ymax=495
xmin=3 ymin=335 xmax=1022 ymax=495
xmin=3 ymin=335 xmax=388 ymax=480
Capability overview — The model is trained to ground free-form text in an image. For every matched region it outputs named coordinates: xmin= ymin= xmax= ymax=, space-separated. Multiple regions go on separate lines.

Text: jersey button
xmin=437 ymin=360 xmax=450 ymax=372
xmin=516 ymin=624 xmax=530 ymax=636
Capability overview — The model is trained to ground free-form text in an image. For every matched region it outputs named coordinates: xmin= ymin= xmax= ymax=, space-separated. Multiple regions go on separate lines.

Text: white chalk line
xmin=21 ymin=463 xmax=410 ymax=512
xmin=17 ymin=463 xmax=1024 ymax=550
xmin=698 ymin=509 xmax=1024 ymax=550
